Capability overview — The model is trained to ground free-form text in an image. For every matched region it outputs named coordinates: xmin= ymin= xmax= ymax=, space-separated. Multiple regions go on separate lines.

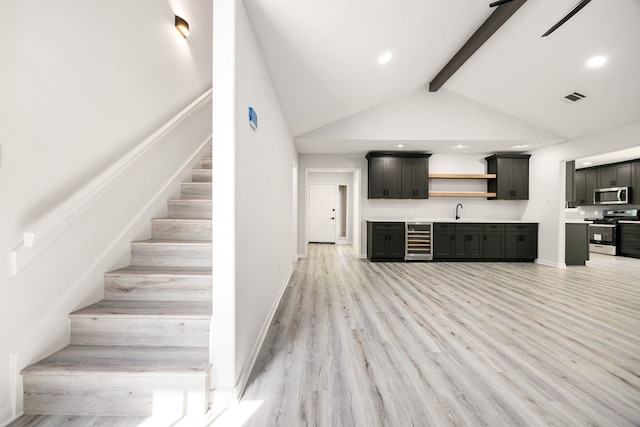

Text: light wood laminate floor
xmin=241 ymin=245 xmax=640 ymax=427
xmin=10 ymin=246 xmax=640 ymax=426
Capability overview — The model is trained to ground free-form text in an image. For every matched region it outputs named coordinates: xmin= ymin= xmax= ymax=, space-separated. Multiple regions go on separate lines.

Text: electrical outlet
xmin=595 ymin=211 xmax=599 ymax=216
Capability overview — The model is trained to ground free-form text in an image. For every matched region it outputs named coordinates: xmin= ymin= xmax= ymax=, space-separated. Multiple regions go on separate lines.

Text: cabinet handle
xmin=451 ymin=235 xmax=455 ymax=241
xmin=484 ymin=235 xmax=487 ymax=241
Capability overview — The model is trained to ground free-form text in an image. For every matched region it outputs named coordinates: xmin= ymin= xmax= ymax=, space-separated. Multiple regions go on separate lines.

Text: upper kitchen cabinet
xmin=597 ymin=163 xmax=631 ymax=188
xmin=632 ymin=161 xmax=640 ymax=203
xmin=401 ymin=157 xmax=429 ymax=199
xmin=485 ymin=154 xmax=530 ymax=200
xmin=366 ymin=152 xmax=431 ymax=199
xmin=574 ymin=168 xmax=598 ymax=205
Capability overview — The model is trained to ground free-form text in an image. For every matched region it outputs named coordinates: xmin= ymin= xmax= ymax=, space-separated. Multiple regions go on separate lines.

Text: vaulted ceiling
xmin=243 ymin=0 xmax=640 ymax=155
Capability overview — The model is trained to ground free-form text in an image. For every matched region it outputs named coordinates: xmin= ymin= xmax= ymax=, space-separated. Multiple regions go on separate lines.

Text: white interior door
xmin=308 ymin=184 xmax=337 ymax=243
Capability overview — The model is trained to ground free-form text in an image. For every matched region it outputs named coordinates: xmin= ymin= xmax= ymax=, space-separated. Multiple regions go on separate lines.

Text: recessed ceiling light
xmin=397 ymin=144 xmax=404 ymax=148
xmin=582 ymin=161 xmax=592 ymax=165
xmin=378 ymin=52 xmax=392 ymax=65
xmin=453 ymin=144 xmax=466 ymax=149
xmin=587 ymin=56 xmax=607 ymax=68
xmin=512 ymin=144 xmax=529 ymax=148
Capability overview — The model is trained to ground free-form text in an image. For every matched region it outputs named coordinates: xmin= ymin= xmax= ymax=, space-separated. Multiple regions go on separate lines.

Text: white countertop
xmin=619 ymin=220 xmax=640 ymax=224
xmin=566 ymin=220 xmax=592 ymax=224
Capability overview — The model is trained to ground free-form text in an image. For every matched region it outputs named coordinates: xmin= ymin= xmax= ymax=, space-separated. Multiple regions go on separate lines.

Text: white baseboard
xmin=297 ymin=253 xmax=307 ymax=259
xmin=535 ymin=258 xmax=566 ymax=268
xmin=0 ymin=406 xmax=19 ymax=427
xmin=233 ymin=263 xmax=294 ymax=400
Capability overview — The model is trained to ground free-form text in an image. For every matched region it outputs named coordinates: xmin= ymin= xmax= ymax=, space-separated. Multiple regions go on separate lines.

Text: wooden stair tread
xmin=131 ymin=240 xmax=212 ymax=245
xmin=70 ymin=300 xmax=211 ymax=318
xmin=105 ymin=266 xmax=212 ymax=277
xmin=22 ymin=345 xmax=210 ymax=375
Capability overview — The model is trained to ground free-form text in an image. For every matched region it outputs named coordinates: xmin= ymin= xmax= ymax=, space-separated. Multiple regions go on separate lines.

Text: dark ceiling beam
xmin=428 ymin=0 xmax=527 ymax=92
xmin=541 ymin=0 xmax=591 ymax=37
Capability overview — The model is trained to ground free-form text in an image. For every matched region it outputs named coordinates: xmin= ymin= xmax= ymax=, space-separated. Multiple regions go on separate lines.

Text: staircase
xmin=20 ymin=149 xmax=213 ymax=416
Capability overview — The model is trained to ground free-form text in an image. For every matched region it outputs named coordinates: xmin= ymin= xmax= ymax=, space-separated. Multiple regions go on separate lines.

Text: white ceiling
xmin=243 ymin=0 xmax=640 ymax=158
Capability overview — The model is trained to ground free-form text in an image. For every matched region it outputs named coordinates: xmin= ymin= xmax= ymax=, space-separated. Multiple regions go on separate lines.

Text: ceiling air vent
xmin=564 ymin=92 xmax=586 ymax=102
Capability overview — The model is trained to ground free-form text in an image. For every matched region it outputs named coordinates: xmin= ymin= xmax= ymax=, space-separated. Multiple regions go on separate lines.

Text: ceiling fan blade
xmin=541 ymin=0 xmax=592 ymax=37
xmin=489 ymin=0 xmax=516 ymax=7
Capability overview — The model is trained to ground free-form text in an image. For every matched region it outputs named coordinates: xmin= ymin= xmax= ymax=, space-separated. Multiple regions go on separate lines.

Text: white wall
xmin=0 ymin=0 xmax=212 ymax=422
xmin=212 ymin=0 xmax=298 ymax=400
xmin=298 ymin=153 xmax=530 ymax=257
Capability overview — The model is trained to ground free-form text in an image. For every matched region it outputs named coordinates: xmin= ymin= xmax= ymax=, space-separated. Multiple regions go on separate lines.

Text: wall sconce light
xmin=175 ymin=15 xmax=190 ymax=38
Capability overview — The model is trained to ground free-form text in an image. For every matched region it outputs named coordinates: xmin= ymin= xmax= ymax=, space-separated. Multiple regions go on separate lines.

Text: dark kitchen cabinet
xmin=483 ymin=223 xmax=505 ymax=259
xmin=619 ymin=223 xmax=640 ymax=258
xmin=433 ymin=223 xmax=455 ymax=259
xmin=454 ymin=224 xmax=483 ymax=258
xmin=574 ymin=168 xmax=598 ymax=205
xmin=401 ymin=157 xmax=429 ymax=199
xmin=367 ymin=222 xmax=405 ymax=261
xmin=505 ymin=224 xmax=538 ymax=260
xmin=485 ymin=155 xmax=530 ymax=200
xmin=597 ymin=163 xmax=631 ymax=188
xmin=632 ymin=161 xmax=640 ymax=204
xmin=366 ymin=152 xmax=431 ymax=199
xmin=367 ymin=156 xmax=402 ymax=198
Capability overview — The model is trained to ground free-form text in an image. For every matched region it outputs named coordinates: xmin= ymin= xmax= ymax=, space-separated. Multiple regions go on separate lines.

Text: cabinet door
xmin=483 ymin=224 xmax=505 ymax=259
xmin=619 ymin=224 xmax=640 ymax=257
xmin=386 ymin=227 xmax=406 ymax=258
xmin=632 ymin=161 xmax=640 ymax=204
xmin=597 ymin=165 xmax=616 ymax=188
xmin=584 ymin=169 xmax=598 ymax=205
xmin=384 ymin=157 xmax=402 ymax=198
xmin=433 ymin=224 xmax=455 ymax=258
xmin=505 ymin=224 xmax=537 ymax=260
xmin=495 ymin=158 xmax=513 ymax=199
xmin=614 ymin=163 xmax=631 ymax=187
xmin=454 ymin=224 xmax=483 ymax=258
xmin=370 ymin=227 xmax=390 ymax=258
xmin=574 ymin=169 xmax=586 ymax=205
xmin=510 ymin=157 xmax=529 ymax=200
xmin=368 ymin=157 xmax=386 ymax=198
xmin=401 ymin=158 xmax=428 ymax=199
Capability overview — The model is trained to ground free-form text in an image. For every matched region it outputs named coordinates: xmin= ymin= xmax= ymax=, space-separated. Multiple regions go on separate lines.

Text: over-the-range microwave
xmin=594 ymin=187 xmax=631 ymax=205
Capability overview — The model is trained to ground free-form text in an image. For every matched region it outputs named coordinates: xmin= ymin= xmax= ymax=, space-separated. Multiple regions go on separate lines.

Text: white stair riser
xmin=201 ymin=158 xmax=212 ymax=169
xmin=191 ymin=169 xmax=212 ymax=182
xmin=151 ymin=220 xmax=212 ymax=240
xmin=167 ymin=200 xmax=212 ymax=219
xmin=24 ymin=374 xmax=209 ymax=416
xmin=181 ymin=183 xmax=211 ymax=199
xmin=105 ymin=275 xmax=212 ymax=301
xmin=131 ymin=243 xmax=212 ymax=267
xmin=70 ymin=318 xmax=209 ymax=347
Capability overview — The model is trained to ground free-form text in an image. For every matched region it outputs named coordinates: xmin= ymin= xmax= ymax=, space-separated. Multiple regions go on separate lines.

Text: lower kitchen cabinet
xmin=433 ymin=222 xmax=536 ymax=261
xmin=433 ymin=223 xmax=455 ymax=258
xmin=454 ymin=224 xmax=483 ymax=258
xmin=367 ymin=222 xmax=405 ymax=261
xmin=505 ymin=224 xmax=538 ymax=260
xmin=619 ymin=223 xmax=640 ymax=258
xmin=483 ymin=224 xmax=506 ymax=259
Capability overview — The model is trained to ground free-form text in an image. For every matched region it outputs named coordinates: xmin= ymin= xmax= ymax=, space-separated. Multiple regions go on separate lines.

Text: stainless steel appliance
xmin=594 ymin=187 xmax=631 ymax=205
xmin=586 ymin=209 xmax=639 ymax=255
xmin=405 ymin=222 xmax=432 ymax=261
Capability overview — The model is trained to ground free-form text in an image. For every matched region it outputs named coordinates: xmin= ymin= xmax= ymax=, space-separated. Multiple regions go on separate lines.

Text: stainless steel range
xmin=586 ymin=209 xmax=639 ymax=255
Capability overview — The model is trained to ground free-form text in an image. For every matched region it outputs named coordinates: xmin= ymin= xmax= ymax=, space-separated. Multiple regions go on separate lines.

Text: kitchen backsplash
xmin=565 ymin=204 xmax=640 ymax=220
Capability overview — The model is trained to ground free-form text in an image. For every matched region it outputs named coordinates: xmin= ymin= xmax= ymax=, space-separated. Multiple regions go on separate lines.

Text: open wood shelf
xmin=429 ymin=192 xmax=496 ymax=198
xmin=429 ymin=173 xmax=496 ymax=179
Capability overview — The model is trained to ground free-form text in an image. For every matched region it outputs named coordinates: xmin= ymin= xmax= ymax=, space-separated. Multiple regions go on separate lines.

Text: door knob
xmin=330 ymin=217 xmax=335 ymax=220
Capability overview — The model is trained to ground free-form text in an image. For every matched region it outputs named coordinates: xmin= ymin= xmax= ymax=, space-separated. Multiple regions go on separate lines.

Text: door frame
xmin=304 ymin=168 xmax=362 ymax=257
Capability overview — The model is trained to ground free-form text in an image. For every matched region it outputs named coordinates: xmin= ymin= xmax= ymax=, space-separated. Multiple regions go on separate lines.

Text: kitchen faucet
xmin=455 ymin=203 xmax=463 ymax=220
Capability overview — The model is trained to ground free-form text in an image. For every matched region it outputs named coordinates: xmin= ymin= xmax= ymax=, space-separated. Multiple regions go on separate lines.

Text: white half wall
xmin=212 ymin=0 xmax=298 ymax=401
